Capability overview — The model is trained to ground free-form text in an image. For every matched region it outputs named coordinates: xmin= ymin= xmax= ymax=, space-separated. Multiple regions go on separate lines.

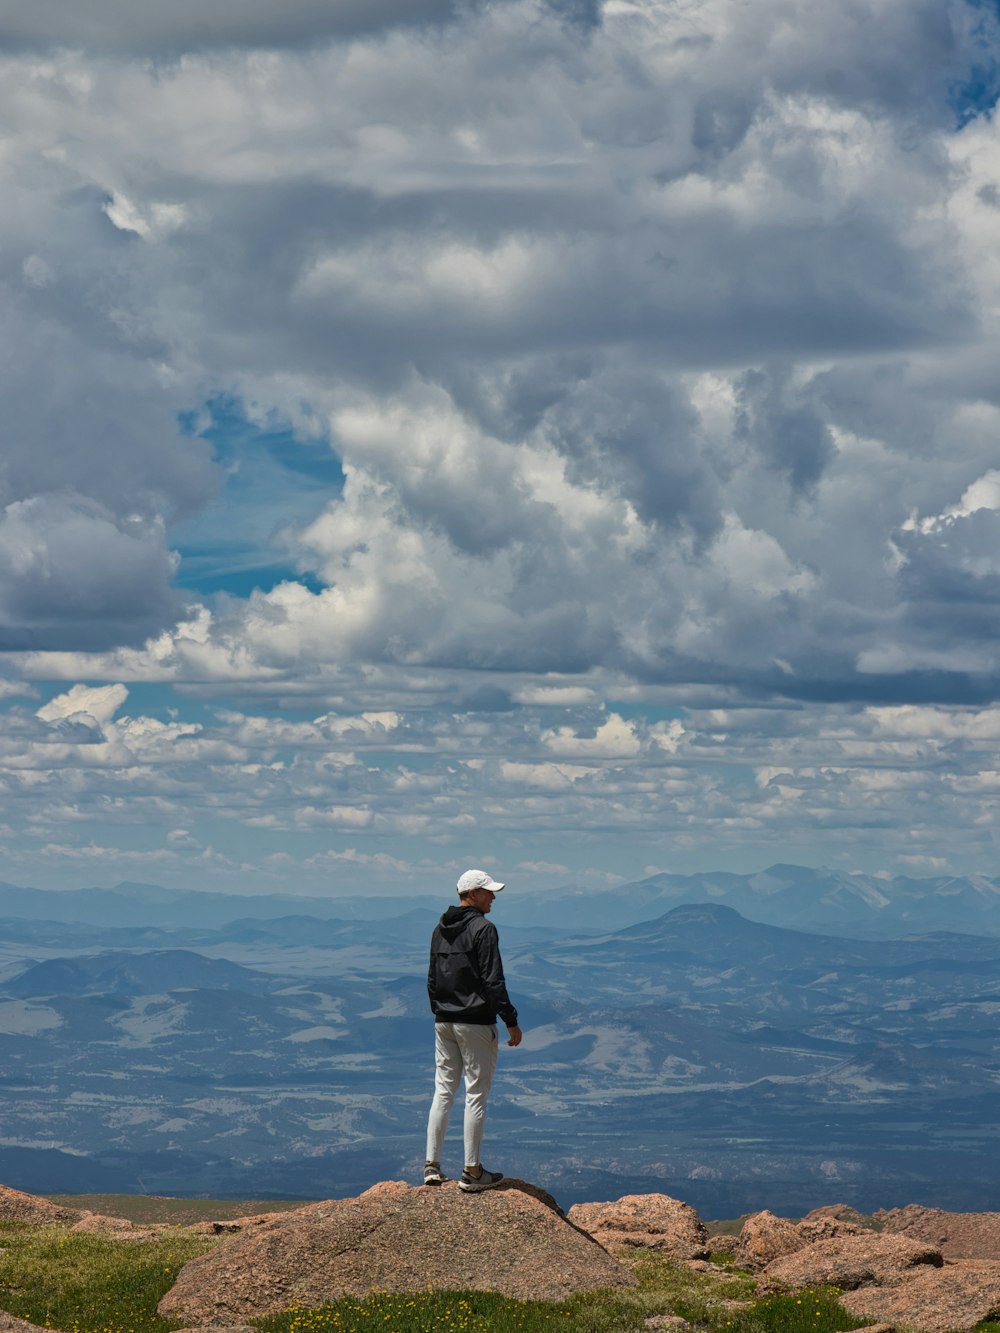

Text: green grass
xmin=716 ymin=1289 xmax=870 ymax=1331
xmin=256 ymin=1292 xmax=574 ymax=1333
xmin=46 ymin=1194 xmax=314 ymax=1225
xmin=0 ymin=1221 xmax=969 ymax=1333
xmin=0 ymin=1221 xmax=214 ymax=1333
xmin=251 ymin=1263 xmax=870 ymax=1333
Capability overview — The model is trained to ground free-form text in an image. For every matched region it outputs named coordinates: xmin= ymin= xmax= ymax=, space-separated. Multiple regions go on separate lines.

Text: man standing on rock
xmin=425 ymin=868 xmax=522 ymax=1192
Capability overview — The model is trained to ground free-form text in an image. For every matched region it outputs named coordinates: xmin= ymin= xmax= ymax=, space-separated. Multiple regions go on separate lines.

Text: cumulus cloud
xmin=0 ymin=0 xmax=477 ymax=56
xmin=0 ymin=498 xmax=184 ymax=651
xmin=37 ymin=683 xmax=128 ymax=726
xmin=1 ymin=0 xmax=1000 ymax=889
xmin=3 ymin=691 xmax=999 ymax=892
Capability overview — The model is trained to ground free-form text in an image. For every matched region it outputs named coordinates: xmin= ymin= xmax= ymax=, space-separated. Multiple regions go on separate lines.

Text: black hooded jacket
xmin=427 ymin=904 xmax=518 ymax=1027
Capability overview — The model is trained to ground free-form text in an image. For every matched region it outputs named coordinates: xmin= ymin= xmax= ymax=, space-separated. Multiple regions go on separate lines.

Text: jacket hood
xmin=437 ymin=904 xmax=483 ymax=941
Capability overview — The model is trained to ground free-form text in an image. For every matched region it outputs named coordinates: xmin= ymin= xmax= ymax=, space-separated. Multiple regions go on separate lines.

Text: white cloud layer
xmin=1 ymin=0 xmax=999 ymax=888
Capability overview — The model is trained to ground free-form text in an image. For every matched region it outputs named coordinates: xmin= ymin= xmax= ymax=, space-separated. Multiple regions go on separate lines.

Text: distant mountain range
xmin=0 ymin=886 xmax=998 ymax=1215
xmin=2 ymin=863 xmax=1000 ymax=937
xmin=508 ymin=863 xmax=1000 ymax=937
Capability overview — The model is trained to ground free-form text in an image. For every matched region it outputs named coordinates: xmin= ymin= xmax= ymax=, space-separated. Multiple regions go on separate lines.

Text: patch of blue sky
xmin=172 ymin=398 xmax=344 ymax=598
xmin=951 ymin=0 xmax=1000 ymax=124
xmin=16 ymin=680 xmax=217 ymax=727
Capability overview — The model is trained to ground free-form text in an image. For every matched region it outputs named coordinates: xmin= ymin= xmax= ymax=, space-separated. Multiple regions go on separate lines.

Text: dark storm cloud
xmin=0 ymin=184 xmax=216 ymax=652
xmin=736 ymin=369 xmax=836 ymax=498
xmin=0 ymin=495 xmax=184 ymax=651
xmin=0 ymin=0 xmax=473 ymax=55
xmin=2 ymin=0 xmax=998 ymax=704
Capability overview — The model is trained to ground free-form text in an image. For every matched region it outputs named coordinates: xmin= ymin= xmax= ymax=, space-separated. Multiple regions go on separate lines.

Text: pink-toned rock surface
xmin=159 ymin=1179 xmax=635 ymax=1323
xmin=172 ymin=1326 xmax=256 ymax=1333
xmin=0 ymin=1186 xmax=77 ymax=1226
xmin=839 ymin=1258 xmax=1000 ymax=1332
xmin=803 ymin=1203 xmax=868 ymax=1226
xmin=185 ymin=1211 xmax=293 ymax=1237
xmin=706 ymin=1232 xmax=739 ymax=1258
xmin=798 ymin=1214 xmax=863 ymax=1243
xmin=758 ymin=1231 xmax=942 ymax=1293
xmin=876 ymin=1203 xmax=1000 ymax=1260
xmin=735 ymin=1210 xmax=805 ymax=1269
xmin=0 ymin=1315 xmax=66 ymax=1333
xmin=567 ymin=1193 xmax=708 ymax=1258
xmin=69 ymin=1211 xmax=159 ymax=1241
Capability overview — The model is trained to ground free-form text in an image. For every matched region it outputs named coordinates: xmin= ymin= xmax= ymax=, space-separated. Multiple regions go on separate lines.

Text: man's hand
xmin=506 ymin=1025 xmax=523 ymax=1047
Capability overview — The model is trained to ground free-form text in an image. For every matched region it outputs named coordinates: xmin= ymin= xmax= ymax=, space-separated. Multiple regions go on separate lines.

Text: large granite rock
xmin=159 ymin=1179 xmax=635 ymax=1323
xmin=876 ymin=1203 xmax=1000 ymax=1260
xmin=69 ymin=1211 xmax=159 ymax=1241
xmin=839 ymin=1258 xmax=1000 ymax=1332
xmin=567 ymin=1193 xmax=708 ymax=1258
xmin=732 ymin=1207 xmax=863 ymax=1270
xmin=0 ymin=1315 xmax=67 ymax=1333
xmin=802 ymin=1203 xmax=867 ymax=1226
xmin=0 ymin=1185 xmax=77 ymax=1226
xmin=734 ymin=1210 xmax=805 ymax=1269
xmin=758 ymin=1231 xmax=942 ymax=1293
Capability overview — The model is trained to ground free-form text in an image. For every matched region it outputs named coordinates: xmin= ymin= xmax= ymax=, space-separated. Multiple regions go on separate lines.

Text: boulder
xmin=566 ymin=1193 xmax=708 ymax=1258
xmin=159 ymin=1179 xmax=635 ymax=1323
xmin=758 ymin=1232 xmax=942 ymax=1293
xmin=0 ymin=1185 xmax=77 ymax=1226
xmin=185 ymin=1212 xmax=292 ymax=1237
xmin=706 ymin=1233 xmax=739 ymax=1258
xmin=172 ymin=1327 xmax=256 ymax=1333
xmin=69 ymin=1211 xmax=158 ymax=1241
xmin=735 ymin=1210 xmax=805 ymax=1269
xmin=875 ymin=1204 xmax=1000 ymax=1260
xmin=839 ymin=1259 xmax=1000 ymax=1332
xmin=797 ymin=1214 xmax=862 ymax=1243
xmin=803 ymin=1203 xmax=868 ymax=1226
xmin=0 ymin=1315 xmax=66 ymax=1333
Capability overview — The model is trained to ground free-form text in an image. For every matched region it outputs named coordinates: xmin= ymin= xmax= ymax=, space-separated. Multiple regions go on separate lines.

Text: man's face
xmin=467 ymin=887 xmax=495 ymax=913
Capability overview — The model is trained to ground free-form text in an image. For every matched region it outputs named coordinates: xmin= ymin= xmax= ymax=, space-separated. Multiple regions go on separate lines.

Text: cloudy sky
xmin=2 ymin=0 xmax=1000 ymax=898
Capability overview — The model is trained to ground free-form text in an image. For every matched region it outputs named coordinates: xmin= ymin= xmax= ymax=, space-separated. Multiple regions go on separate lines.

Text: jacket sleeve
xmin=473 ymin=920 xmax=518 ymax=1027
xmin=427 ymin=932 xmax=438 ymax=1014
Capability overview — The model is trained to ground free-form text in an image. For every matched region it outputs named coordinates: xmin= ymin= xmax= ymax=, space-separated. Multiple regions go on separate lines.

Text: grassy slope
xmin=0 ymin=1201 xmax=988 ymax=1332
xmin=46 ymin=1194 xmax=315 ymax=1224
xmin=0 ymin=1221 xmax=883 ymax=1333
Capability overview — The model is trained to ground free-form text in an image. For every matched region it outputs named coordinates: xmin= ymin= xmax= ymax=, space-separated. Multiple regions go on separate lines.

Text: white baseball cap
xmin=457 ymin=868 xmax=506 ymax=894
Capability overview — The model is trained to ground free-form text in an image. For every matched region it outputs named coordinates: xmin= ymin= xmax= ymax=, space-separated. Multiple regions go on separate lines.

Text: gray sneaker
xmin=423 ymin=1161 xmax=445 ymax=1185
xmin=459 ymin=1166 xmax=503 ymax=1192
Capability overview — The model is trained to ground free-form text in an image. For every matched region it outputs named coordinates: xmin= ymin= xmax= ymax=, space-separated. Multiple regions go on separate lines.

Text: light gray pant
xmin=425 ymin=1022 xmax=498 ymax=1169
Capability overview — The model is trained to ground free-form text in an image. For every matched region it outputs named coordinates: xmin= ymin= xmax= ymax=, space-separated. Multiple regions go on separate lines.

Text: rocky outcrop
xmin=802 ymin=1202 xmax=867 ymax=1226
xmin=729 ymin=1207 xmax=860 ymax=1270
xmin=172 ymin=1326 xmax=256 ymax=1333
xmin=876 ymin=1203 xmax=1000 ymax=1260
xmin=0 ymin=1315 xmax=66 ymax=1333
xmin=706 ymin=1232 xmax=739 ymax=1258
xmin=798 ymin=1213 xmax=863 ymax=1243
xmin=734 ymin=1210 xmax=805 ymax=1269
xmin=758 ymin=1232 xmax=942 ymax=1293
xmin=69 ymin=1211 xmax=158 ymax=1241
xmin=839 ymin=1258 xmax=1000 ymax=1332
xmin=566 ymin=1193 xmax=708 ymax=1258
xmin=185 ymin=1211 xmax=292 ymax=1237
xmin=159 ymin=1180 xmax=636 ymax=1323
xmin=0 ymin=1185 xmax=77 ymax=1226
